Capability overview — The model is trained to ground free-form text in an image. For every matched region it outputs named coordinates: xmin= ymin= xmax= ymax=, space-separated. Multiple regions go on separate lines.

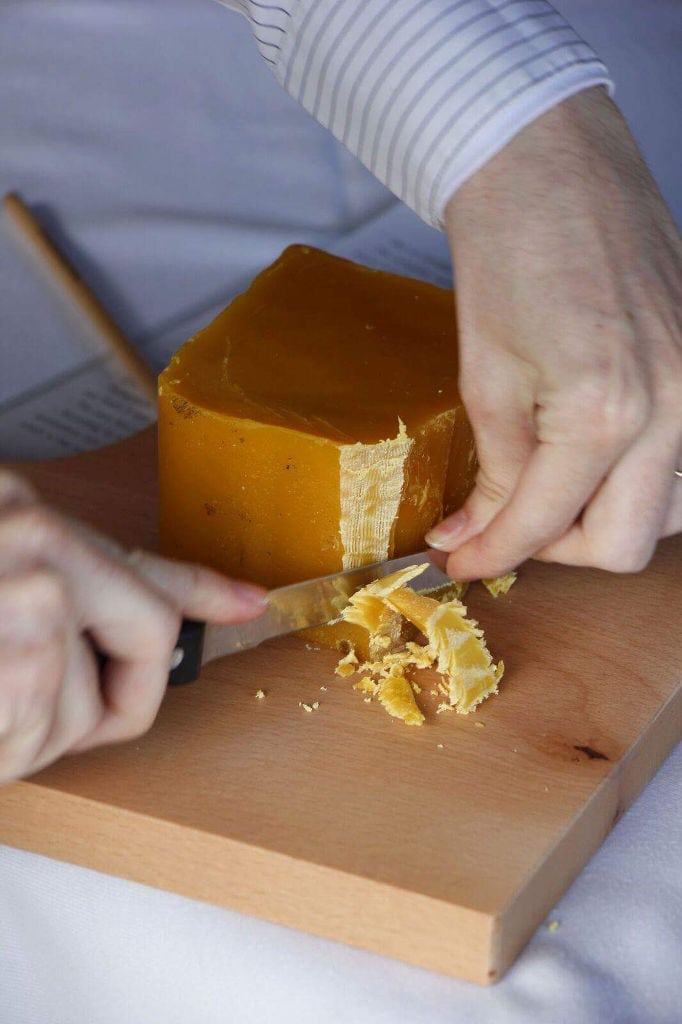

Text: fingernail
xmin=232 ymin=581 xmax=269 ymax=607
xmin=425 ymin=511 xmax=469 ymax=551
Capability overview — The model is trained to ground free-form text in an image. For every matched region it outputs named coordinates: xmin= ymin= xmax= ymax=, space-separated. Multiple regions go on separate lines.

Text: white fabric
xmin=0 ymin=746 xmax=680 ymax=1023
xmin=0 ymin=1 xmax=680 ymax=1021
xmin=219 ymin=0 xmax=612 ymax=225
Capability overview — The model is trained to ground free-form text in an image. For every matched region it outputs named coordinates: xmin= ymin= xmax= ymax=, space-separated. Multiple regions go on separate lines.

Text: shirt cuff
xmin=221 ymin=0 xmax=613 ymax=228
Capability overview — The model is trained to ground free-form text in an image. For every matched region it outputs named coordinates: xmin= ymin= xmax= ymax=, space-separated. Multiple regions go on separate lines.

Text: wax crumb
xmin=474 ymin=721 xmax=485 ymax=728
xmin=547 ymin=920 xmax=560 ymax=933
xmin=299 ymin=702 xmax=313 ymax=713
xmin=436 ymin=743 xmax=444 ymax=749
xmin=363 ymin=697 xmax=372 ymax=703
xmin=353 ymin=677 xmax=379 ymax=696
xmin=436 ymin=702 xmax=453 ymax=714
xmin=320 ymin=686 xmax=327 ymax=692
xmin=255 ymin=689 xmax=266 ymax=700
xmin=335 ymin=647 xmax=359 ymax=677
xmin=482 ymin=572 xmax=517 ymax=597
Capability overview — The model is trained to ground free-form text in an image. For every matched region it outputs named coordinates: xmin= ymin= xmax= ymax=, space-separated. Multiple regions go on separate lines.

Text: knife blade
xmin=167 ymin=550 xmax=450 ymax=685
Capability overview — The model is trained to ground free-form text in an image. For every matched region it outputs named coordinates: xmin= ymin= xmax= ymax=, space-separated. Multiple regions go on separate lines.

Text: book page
xmin=1 ymin=202 xmax=450 ymax=460
xmin=331 ymin=202 xmax=452 ymax=288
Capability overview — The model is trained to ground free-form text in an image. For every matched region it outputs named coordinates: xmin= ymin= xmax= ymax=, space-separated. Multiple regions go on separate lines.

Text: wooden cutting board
xmin=0 ymin=427 xmax=680 ymax=984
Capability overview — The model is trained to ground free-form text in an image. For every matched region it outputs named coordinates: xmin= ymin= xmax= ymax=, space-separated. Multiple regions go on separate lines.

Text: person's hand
xmin=427 ymin=86 xmax=682 ymax=580
xmin=0 ymin=470 xmax=267 ymax=784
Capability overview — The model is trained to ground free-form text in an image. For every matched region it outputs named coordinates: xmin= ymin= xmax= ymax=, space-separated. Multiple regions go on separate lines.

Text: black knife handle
xmin=95 ymin=618 xmax=206 ymax=687
xmin=167 ymin=619 xmax=206 ymax=685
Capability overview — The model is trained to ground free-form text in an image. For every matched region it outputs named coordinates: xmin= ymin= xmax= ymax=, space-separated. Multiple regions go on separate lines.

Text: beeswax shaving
xmin=377 ymin=669 xmax=425 ymax=727
xmin=336 ymin=564 xmax=504 ymax=726
xmin=482 ymin=573 xmax=517 ymax=597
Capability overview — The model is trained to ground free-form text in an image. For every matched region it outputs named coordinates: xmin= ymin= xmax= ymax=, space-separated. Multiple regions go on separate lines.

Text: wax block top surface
xmin=160 ymin=246 xmax=460 ymax=444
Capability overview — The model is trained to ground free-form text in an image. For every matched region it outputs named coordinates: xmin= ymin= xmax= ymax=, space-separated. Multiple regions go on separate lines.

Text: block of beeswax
xmin=158 ymin=246 xmax=476 ymax=636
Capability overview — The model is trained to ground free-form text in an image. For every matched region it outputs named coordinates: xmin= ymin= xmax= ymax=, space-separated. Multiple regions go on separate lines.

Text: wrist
xmin=443 ymin=87 xmax=642 ymax=257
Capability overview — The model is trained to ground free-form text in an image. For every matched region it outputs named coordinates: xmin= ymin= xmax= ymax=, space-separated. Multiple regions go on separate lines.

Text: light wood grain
xmin=0 ymin=428 xmax=680 ymax=984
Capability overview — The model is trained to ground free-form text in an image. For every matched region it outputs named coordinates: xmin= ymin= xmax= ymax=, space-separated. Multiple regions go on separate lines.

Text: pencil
xmin=2 ymin=192 xmax=158 ymax=408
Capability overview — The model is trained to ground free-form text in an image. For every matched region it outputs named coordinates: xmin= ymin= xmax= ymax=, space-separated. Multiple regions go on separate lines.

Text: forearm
xmin=216 ymin=0 xmax=611 ymax=225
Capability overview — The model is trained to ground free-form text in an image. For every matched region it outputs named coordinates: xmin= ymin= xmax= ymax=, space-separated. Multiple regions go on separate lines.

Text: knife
xmin=162 ymin=550 xmax=449 ymax=686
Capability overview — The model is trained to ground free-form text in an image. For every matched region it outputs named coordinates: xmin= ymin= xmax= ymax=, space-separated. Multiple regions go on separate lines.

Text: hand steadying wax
xmin=428 ymin=88 xmax=682 ymax=579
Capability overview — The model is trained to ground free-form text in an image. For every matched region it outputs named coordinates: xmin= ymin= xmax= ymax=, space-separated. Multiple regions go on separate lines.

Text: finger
xmin=0 ymin=640 xmax=67 ymax=782
xmin=427 ymin=359 xmax=536 ymax=551
xmin=0 ymin=470 xmax=37 ymax=510
xmin=83 ymin=555 xmax=270 ymax=748
xmin=74 ymin=651 xmax=171 ymax=751
xmin=24 ymin=604 xmax=170 ymax=762
xmin=0 ymin=506 xmax=268 ymax=627
xmin=0 ymin=506 xmax=181 ymax=662
xmin=30 ymin=633 xmax=104 ymax=771
xmin=0 ymin=570 xmax=69 ymax=782
xmin=0 ymin=507 xmax=181 ymax=750
xmin=537 ymin=428 xmax=681 ymax=570
xmin=442 ymin=438 xmax=615 ymax=580
xmin=126 ymin=550 xmax=268 ymax=623
xmin=58 ymin=518 xmax=269 ymax=621
xmin=662 ymin=475 xmax=682 ymax=537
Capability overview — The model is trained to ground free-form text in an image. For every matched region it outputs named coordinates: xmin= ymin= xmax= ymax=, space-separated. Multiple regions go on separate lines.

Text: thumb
xmin=426 ymin=369 xmax=535 ymax=555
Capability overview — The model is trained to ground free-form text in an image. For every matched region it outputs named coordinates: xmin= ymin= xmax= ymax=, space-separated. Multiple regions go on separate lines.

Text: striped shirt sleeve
xmin=217 ymin=1 xmax=612 ymax=227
